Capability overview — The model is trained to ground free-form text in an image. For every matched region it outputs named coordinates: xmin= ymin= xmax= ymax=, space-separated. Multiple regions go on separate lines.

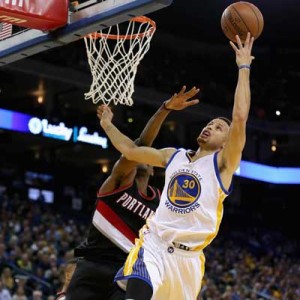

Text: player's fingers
xmin=96 ymin=111 xmax=102 ymax=119
xmin=192 ymin=88 xmax=200 ymax=94
xmin=244 ymin=32 xmax=250 ymax=47
xmin=185 ymin=99 xmax=200 ymax=107
xmin=186 ymin=87 xmax=199 ymax=96
xmin=96 ymin=107 xmax=103 ymax=115
xmin=102 ymin=105 xmax=110 ymax=113
xmin=235 ymin=35 xmax=243 ymax=49
xmin=178 ymin=85 xmax=186 ymax=95
xmin=190 ymin=88 xmax=200 ymax=97
xmin=229 ymin=41 xmax=238 ymax=52
xmin=249 ymin=36 xmax=254 ymax=52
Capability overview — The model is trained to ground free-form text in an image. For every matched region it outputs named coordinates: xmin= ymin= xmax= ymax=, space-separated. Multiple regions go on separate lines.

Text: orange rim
xmin=85 ymin=16 xmax=156 ymax=40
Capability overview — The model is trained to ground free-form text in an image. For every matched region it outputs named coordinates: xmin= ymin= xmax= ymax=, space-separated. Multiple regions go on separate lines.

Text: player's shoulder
xmin=164 ymin=148 xmax=188 ymax=167
xmin=173 ymin=147 xmax=189 ymax=155
xmin=162 ymin=147 xmax=185 ymax=155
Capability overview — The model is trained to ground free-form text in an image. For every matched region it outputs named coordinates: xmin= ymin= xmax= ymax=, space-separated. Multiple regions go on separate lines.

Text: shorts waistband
xmin=146 ymin=231 xmax=202 ymax=257
xmin=172 ymin=242 xmax=192 ymax=251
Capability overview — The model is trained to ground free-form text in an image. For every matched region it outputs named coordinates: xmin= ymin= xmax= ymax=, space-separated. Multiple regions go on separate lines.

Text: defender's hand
xmin=164 ymin=86 xmax=200 ymax=110
xmin=97 ymin=104 xmax=113 ymax=127
xmin=230 ymin=32 xmax=255 ymax=67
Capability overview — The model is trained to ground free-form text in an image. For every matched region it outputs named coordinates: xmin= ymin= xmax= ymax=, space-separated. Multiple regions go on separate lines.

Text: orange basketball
xmin=221 ymin=1 xmax=264 ymax=43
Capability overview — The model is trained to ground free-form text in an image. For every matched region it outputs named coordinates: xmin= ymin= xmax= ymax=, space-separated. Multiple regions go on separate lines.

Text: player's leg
xmin=164 ymin=250 xmax=205 ymax=300
xmin=125 ymin=278 xmax=153 ymax=300
xmin=66 ymin=259 xmax=122 ymax=300
xmin=114 ymin=237 xmax=163 ymax=299
xmin=108 ymin=282 xmax=126 ymax=300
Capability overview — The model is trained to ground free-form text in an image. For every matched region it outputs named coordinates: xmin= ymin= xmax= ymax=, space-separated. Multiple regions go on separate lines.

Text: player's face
xmin=197 ymin=118 xmax=230 ymax=149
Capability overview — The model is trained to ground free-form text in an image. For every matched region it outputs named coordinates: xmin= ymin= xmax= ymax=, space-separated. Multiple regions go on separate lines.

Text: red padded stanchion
xmin=0 ymin=0 xmax=68 ymax=31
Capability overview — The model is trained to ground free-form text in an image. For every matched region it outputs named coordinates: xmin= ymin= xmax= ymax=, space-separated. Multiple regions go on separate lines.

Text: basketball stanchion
xmin=83 ymin=16 xmax=156 ymax=106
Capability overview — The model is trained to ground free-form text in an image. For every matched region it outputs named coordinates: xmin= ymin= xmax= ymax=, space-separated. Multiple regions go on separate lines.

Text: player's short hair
xmin=217 ymin=117 xmax=231 ymax=126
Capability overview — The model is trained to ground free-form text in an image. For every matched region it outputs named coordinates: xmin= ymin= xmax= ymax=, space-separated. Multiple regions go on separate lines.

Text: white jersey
xmin=148 ymin=148 xmax=232 ymax=251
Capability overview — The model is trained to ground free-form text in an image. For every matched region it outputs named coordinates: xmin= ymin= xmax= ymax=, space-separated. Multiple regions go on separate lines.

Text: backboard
xmin=0 ymin=0 xmax=173 ymax=65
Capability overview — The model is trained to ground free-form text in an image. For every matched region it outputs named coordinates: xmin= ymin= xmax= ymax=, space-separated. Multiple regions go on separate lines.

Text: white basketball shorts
xmin=114 ymin=228 xmax=205 ymax=300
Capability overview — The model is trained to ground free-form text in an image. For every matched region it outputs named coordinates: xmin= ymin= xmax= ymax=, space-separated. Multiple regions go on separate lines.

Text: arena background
xmin=0 ymin=0 xmax=299 ymax=299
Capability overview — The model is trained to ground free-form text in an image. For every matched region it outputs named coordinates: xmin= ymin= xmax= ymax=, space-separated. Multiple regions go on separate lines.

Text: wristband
xmin=238 ymin=64 xmax=251 ymax=70
xmin=163 ymin=101 xmax=172 ymax=111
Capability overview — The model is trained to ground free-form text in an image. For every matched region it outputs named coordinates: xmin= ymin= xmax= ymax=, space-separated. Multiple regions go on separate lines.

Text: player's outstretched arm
xmin=98 ymin=86 xmax=199 ymax=193
xmin=138 ymin=86 xmax=199 ymax=147
xmin=221 ymin=32 xmax=254 ymax=176
xmin=98 ymin=105 xmax=174 ymax=168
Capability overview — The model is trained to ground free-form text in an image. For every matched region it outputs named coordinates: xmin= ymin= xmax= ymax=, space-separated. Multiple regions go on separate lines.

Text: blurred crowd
xmin=0 ymin=184 xmax=299 ymax=300
xmin=200 ymin=236 xmax=299 ymax=299
xmin=0 ymin=189 xmax=85 ymax=299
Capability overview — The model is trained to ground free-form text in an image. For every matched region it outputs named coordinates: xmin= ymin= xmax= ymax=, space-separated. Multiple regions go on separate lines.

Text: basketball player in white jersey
xmin=98 ymin=32 xmax=255 ymax=300
xmin=66 ymin=86 xmax=199 ymax=300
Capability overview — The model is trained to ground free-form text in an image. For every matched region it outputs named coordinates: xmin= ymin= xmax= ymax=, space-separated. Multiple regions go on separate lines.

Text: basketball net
xmin=84 ymin=16 xmax=156 ymax=106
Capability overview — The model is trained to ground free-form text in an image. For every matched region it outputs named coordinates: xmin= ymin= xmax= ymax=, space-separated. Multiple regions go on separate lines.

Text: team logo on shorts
xmin=167 ymin=173 xmax=201 ymax=207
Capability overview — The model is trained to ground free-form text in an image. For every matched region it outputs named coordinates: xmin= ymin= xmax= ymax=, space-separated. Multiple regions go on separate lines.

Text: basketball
xmin=221 ymin=1 xmax=264 ymax=43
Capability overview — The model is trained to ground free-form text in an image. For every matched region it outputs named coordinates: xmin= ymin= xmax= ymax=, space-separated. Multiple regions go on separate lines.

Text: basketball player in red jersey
xmin=65 ymin=86 xmax=199 ymax=300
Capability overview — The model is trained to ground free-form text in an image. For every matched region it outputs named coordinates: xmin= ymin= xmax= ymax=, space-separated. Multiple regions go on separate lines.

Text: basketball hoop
xmin=84 ymin=16 xmax=156 ymax=106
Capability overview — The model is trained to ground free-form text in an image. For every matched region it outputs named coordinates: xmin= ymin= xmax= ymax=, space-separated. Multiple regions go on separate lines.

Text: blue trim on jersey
xmin=114 ymin=246 xmax=153 ymax=290
xmin=97 ymin=181 xmax=134 ymax=197
xmin=213 ymin=152 xmax=232 ymax=195
xmin=185 ymin=149 xmax=196 ymax=162
xmin=165 ymin=148 xmax=181 ymax=169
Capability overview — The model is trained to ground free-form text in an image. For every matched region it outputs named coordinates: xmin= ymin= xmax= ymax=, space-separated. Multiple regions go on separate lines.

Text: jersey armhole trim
xmin=97 ymin=182 xmax=134 ymax=197
xmin=213 ymin=152 xmax=233 ymax=195
xmin=166 ymin=148 xmax=182 ymax=169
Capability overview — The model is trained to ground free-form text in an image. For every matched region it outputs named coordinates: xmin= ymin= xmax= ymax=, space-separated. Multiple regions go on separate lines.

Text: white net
xmin=84 ymin=16 xmax=156 ymax=106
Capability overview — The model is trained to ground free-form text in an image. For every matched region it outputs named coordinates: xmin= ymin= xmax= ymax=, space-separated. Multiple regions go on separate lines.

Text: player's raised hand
xmin=97 ymin=104 xmax=113 ymax=127
xmin=164 ymin=86 xmax=200 ymax=111
xmin=230 ymin=32 xmax=255 ymax=67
